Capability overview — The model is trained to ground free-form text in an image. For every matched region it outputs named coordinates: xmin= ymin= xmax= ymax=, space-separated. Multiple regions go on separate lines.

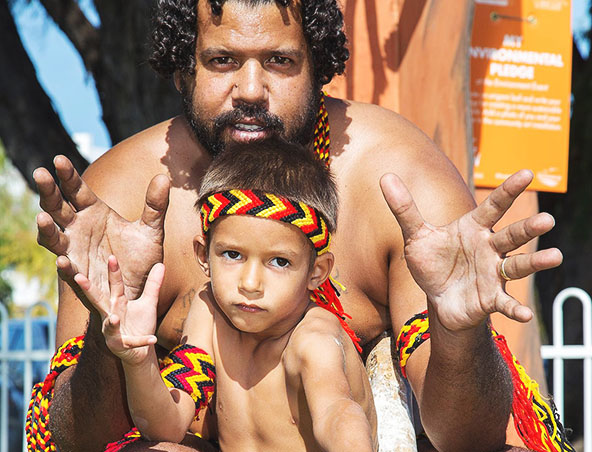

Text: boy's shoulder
xmin=283 ymin=306 xmax=355 ymax=375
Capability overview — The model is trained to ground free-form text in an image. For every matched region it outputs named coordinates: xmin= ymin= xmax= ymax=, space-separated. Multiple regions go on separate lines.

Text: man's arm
xmin=382 ymin=170 xmax=561 ymax=452
xmin=295 ymin=328 xmax=375 ymax=452
xmin=34 ymin=155 xmax=170 ymax=451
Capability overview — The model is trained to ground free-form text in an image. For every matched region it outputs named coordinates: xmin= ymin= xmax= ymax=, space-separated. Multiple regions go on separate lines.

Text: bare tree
xmin=0 ymin=0 xmax=180 ymax=190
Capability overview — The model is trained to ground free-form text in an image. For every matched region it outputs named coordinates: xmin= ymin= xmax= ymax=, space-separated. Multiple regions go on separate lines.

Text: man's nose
xmin=231 ymin=61 xmax=268 ymax=107
xmin=238 ymin=260 xmax=264 ymax=298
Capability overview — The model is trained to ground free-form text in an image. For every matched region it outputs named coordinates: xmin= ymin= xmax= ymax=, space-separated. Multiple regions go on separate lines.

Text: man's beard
xmin=181 ymin=86 xmax=321 ymax=157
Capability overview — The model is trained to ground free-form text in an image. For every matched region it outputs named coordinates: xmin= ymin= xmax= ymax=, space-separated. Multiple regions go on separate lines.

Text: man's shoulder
xmin=85 ymin=116 xmax=201 ymax=179
xmin=327 ymin=97 xmax=450 ymax=178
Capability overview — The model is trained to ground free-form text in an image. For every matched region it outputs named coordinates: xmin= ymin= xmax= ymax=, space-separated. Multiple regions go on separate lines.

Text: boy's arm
xmin=295 ymin=329 xmax=375 ymax=452
xmin=74 ymin=256 xmax=200 ymax=442
xmin=125 ymin=287 xmax=216 ymax=442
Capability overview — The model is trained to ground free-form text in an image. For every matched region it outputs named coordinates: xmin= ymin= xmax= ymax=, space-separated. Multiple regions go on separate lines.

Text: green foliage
xmin=0 ymin=144 xmax=57 ymax=311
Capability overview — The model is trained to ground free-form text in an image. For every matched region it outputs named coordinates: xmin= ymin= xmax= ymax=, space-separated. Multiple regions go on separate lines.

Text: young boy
xmin=75 ymin=140 xmax=378 ymax=452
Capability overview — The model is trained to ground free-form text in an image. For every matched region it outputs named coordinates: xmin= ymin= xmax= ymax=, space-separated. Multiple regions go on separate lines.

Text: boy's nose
xmin=238 ymin=261 xmax=263 ymax=298
xmin=231 ymin=61 xmax=268 ymax=108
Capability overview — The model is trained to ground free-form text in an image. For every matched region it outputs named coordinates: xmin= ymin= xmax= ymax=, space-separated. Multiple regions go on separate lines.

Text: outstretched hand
xmin=34 ymin=155 xmax=170 ymax=311
xmin=380 ymin=169 xmax=562 ymax=331
xmin=75 ymin=256 xmax=163 ymax=364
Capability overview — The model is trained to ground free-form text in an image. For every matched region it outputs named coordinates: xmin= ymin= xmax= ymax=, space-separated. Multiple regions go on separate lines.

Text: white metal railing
xmin=0 ymin=302 xmax=55 ymax=452
xmin=541 ymin=287 xmax=592 ymax=452
xmin=0 ymin=290 xmax=590 ymax=452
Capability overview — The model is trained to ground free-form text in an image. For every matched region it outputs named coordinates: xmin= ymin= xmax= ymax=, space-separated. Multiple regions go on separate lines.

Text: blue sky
xmin=12 ymin=0 xmax=592 ymax=161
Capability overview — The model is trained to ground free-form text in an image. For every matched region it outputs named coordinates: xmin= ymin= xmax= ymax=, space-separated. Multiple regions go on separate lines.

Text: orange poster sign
xmin=470 ymin=0 xmax=572 ymax=192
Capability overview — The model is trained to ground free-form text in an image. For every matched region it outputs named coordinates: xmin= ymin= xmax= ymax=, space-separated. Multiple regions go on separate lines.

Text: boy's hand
xmin=74 ymin=256 xmax=163 ymax=365
xmin=380 ymin=169 xmax=563 ymax=331
xmin=34 ymin=155 xmax=169 ymax=311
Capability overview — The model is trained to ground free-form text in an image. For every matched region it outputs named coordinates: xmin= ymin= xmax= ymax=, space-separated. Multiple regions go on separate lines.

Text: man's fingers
xmin=142 ymin=263 xmax=165 ymax=301
xmin=73 ymin=272 xmax=108 ymax=315
xmin=53 ymin=155 xmax=99 ymax=211
xmin=491 ymin=212 xmax=555 ymax=254
xmin=494 ymin=294 xmax=533 ymax=323
xmin=380 ymin=173 xmax=425 ymax=241
xmin=107 ymin=256 xmax=126 ymax=299
xmin=37 ymin=212 xmax=69 ymax=255
xmin=34 ymin=167 xmax=76 ymax=229
xmin=140 ymin=174 xmax=170 ymax=230
xmin=56 ymin=255 xmax=78 ymax=281
xmin=499 ymin=248 xmax=563 ymax=281
xmin=471 ymin=170 xmax=533 ymax=229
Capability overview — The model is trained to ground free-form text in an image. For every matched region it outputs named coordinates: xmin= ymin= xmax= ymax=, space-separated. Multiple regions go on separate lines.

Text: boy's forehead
xmin=196 ymin=0 xmax=307 ymax=48
xmin=211 ymin=215 xmax=312 ymax=252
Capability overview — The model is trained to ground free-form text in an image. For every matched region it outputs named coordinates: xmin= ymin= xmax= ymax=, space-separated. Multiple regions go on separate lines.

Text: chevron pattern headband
xmin=200 ymin=189 xmax=331 ymax=255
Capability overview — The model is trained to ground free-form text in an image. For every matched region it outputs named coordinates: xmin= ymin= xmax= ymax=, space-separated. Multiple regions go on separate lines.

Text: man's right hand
xmin=34 ymin=155 xmax=170 ymax=312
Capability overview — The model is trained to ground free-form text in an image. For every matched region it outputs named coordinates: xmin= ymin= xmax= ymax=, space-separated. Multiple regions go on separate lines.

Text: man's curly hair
xmin=149 ymin=0 xmax=349 ymax=86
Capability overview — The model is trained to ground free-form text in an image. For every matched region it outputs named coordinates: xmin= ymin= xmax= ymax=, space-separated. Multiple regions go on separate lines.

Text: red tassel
xmin=310 ymin=279 xmax=362 ymax=353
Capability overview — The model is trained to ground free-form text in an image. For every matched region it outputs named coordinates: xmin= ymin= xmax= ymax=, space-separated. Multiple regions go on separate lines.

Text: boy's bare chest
xmin=212 ymin=337 xmax=317 ymax=451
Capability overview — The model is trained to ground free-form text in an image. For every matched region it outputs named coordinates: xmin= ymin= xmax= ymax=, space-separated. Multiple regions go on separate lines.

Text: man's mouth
xmin=233 ymin=123 xmax=265 ymax=132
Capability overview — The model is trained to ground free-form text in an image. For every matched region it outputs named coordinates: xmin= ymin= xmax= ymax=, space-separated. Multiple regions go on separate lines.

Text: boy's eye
xmin=270 ymin=257 xmax=290 ymax=268
xmin=222 ymin=250 xmax=241 ymax=260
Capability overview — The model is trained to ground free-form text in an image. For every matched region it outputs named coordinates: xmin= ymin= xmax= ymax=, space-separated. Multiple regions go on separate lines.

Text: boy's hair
xmin=198 ymin=139 xmax=338 ymax=232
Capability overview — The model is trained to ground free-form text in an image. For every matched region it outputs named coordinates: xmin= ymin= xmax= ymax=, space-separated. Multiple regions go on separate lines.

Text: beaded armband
xmin=395 ymin=310 xmax=430 ymax=378
xmin=160 ymin=343 xmax=216 ymax=419
xmin=395 ymin=310 xmax=575 ymax=452
xmin=25 ymin=335 xmax=85 ymax=452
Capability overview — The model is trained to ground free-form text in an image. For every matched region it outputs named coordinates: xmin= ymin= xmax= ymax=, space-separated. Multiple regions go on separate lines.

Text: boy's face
xmin=197 ymin=215 xmax=332 ymax=337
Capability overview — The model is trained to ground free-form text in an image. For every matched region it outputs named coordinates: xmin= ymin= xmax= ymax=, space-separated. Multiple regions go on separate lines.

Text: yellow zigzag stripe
xmin=292 ymin=203 xmax=315 ymax=228
xmin=257 ymin=193 xmax=286 ymax=217
xmin=309 ymin=219 xmax=329 ymax=248
xmin=228 ymin=189 xmax=252 ymax=214
xmin=208 ymin=196 xmax=223 ymax=224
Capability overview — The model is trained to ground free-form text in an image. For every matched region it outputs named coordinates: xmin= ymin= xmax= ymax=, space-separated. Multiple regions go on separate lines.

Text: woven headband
xmin=200 ymin=189 xmax=331 ymax=255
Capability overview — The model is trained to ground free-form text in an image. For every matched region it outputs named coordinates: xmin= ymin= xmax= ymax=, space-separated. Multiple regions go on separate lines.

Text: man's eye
xmin=270 ymin=257 xmax=290 ymax=268
xmin=268 ymin=56 xmax=291 ymax=66
xmin=211 ymin=57 xmax=235 ymax=66
xmin=222 ymin=250 xmax=241 ymax=260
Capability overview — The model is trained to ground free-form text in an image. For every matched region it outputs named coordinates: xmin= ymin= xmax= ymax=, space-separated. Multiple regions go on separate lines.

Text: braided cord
xmin=201 ymin=189 xmax=331 ymax=255
xmin=160 ymin=343 xmax=216 ymax=419
xmin=395 ymin=312 xmax=575 ymax=452
xmin=395 ymin=310 xmax=429 ymax=378
xmin=313 ymin=93 xmax=330 ymax=165
xmin=25 ymin=335 xmax=85 ymax=452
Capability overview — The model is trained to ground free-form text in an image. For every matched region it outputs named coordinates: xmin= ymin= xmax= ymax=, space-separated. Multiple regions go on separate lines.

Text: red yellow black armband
xmin=396 ymin=311 xmax=575 ymax=452
xmin=25 ymin=335 xmax=85 ymax=452
xmin=395 ymin=310 xmax=429 ymax=378
xmin=160 ymin=344 xmax=216 ymax=419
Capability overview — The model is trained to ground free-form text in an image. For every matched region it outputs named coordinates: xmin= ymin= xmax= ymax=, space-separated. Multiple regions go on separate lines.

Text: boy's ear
xmin=194 ymin=234 xmax=210 ymax=277
xmin=308 ymin=252 xmax=335 ymax=291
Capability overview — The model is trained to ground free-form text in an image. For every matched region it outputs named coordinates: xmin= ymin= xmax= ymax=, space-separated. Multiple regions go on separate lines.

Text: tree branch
xmin=0 ymin=0 xmax=88 ymax=191
xmin=38 ymin=0 xmax=100 ymax=74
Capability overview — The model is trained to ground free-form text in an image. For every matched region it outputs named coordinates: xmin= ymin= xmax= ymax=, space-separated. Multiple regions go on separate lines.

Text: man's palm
xmin=34 ymin=155 xmax=169 ymax=309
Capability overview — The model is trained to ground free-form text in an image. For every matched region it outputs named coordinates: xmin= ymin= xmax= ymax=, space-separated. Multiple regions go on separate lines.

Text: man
xmin=33 ymin=1 xmax=561 ymax=451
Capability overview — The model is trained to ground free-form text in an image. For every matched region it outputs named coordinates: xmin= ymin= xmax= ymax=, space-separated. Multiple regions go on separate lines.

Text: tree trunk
xmin=0 ymin=0 xmax=88 ymax=190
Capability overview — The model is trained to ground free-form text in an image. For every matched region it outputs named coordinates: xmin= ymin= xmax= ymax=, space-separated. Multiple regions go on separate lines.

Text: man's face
xmin=181 ymin=0 xmax=319 ymax=155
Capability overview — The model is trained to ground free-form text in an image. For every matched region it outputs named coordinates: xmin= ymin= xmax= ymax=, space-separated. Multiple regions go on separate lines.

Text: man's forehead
xmin=196 ymin=0 xmax=303 ymax=31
